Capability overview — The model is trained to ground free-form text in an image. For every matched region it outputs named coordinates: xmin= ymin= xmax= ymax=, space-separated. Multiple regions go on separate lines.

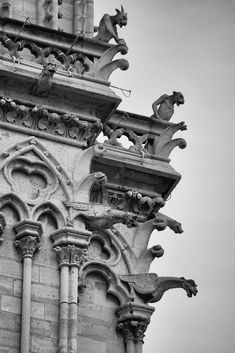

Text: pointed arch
xmin=0 ymin=193 xmax=29 ymax=221
xmin=32 ymin=201 xmax=66 ymax=228
xmin=80 ymin=261 xmax=129 ymax=306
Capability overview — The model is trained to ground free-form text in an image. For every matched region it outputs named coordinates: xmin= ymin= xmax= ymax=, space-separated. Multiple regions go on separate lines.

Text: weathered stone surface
xmin=31 ymin=283 xmax=59 ymax=304
xmin=31 ymin=301 xmax=45 ymax=320
xmin=0 ymin=276 xmax=13 ymax=295
xmin=0 ymin=330 xmax=20 ymax=348
xmin=31 ymin=336 xmax=57 ymax=353
xmin=1 ymin=295 xmax=21 ymax=315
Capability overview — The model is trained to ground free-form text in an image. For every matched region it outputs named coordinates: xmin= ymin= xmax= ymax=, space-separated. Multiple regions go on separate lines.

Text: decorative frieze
xmin=0 ymin=96 xmax=102 ymax=146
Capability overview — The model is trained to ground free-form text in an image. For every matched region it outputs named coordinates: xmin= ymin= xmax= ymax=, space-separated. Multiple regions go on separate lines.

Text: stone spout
xmin=120 ymin=274 xmax=198 ymax=304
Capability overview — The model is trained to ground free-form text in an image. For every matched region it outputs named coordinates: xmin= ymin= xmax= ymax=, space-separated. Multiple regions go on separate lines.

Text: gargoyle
xmin=157 ymin=212 xmax=183 ymax=233
xmin=152 ymin=91 xmax=185 ymax=122
xmin=120 ymin=273 xmax=198 ymax=303
xmin=77 ymin=208 xmax=138 ymax=231
xmin=93 ymin=5 xmax=128 ymax=51
xmin=30 ymin=63 xmax=57 ymax=97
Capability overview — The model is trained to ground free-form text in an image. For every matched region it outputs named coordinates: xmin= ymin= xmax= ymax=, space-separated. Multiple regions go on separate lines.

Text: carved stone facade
xmin=0 ymin=2 xmax=197 ymax=353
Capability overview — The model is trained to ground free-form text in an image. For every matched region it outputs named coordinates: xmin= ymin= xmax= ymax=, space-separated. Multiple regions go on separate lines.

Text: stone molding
xmin=0 ymin=96 xmax=102 ymax=147
xmin=0 ymin=18 xmax=128 ymax=84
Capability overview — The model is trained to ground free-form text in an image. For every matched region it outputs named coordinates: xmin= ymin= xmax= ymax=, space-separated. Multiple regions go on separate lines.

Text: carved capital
xmin=70 ymin=245 xmax=88 ymax=269
xmin=118 ymin=319 xmax=149 ymax=343
xmin=15 ymin=236 xmax=39 ymax=259
xmin=14 ymin=220 xmax=42 ymax=258
xmin=53 ymin=245 xmax=70 ymax=266
xmin=116 ymin=303 xmax=154 ymax=343
xmin=53 ymin=244 xmax=88 ymax=268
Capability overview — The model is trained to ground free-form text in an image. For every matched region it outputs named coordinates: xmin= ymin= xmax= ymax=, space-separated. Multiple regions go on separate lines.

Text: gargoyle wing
xmin=120 ymin=273 xmax=159 ymax=295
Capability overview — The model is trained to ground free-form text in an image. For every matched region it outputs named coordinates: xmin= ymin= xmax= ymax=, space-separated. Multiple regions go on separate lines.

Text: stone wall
xmin=0 ymin=0 xmax=94 ymax=35
xmin=0 ymin=127 xmax=125 ymax=353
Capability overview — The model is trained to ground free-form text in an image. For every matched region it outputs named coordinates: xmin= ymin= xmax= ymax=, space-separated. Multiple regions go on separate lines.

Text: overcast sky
xmin=95 ymin=1 xmax=235 ymax=353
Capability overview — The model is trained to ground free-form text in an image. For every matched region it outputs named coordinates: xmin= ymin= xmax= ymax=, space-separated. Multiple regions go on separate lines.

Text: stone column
xmin=84 ymin=0 xmax=94 ymax=38
xmin=53 ymin=245 xmax=70 ymax=353
xmin=74 ymin=0 xmax=94 ymax=37
xmin=73 ymin=0 xmax=85 ymax=35
xmin=14 ymin=221 xmax=43 ymax=353
xmin=50 ymin=227 xmax=91 ymax=353
xmin=118 ymin=320 xmax=148 ymax=353
xmin=69 ymin=245 xmax=88 ymax=353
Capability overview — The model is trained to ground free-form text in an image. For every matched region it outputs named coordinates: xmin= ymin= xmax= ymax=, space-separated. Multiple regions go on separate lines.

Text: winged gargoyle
xmin=120 ymin=273 xmax=198 ymax=303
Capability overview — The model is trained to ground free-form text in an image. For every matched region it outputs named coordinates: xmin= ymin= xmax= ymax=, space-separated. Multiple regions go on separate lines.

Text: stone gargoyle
xmin=152 ymin=91 xmax=185 ymax=122
xmin=120 ymin=273 xmax=198 ymax=303
xmin=76 ymin=207 xmax=138 ymax=231
xmin=30 ymin=63 xmax=57 ymax=97
xmin=93 ymin=5 xmax=128 ymax=52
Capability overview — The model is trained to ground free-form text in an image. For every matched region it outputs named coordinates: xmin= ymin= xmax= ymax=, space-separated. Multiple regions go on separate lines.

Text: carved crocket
xmin=93 ymin=5 xmax=128 ymax=50
xmin=152 ymin=91 xmax=185 ymax=122
xmin=120 ymin=273 xmax=198 ymax=303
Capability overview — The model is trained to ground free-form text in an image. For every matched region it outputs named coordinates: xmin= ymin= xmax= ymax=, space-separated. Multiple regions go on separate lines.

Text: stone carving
xmin=0 ymin=30 xmax=128 ymax=81
xmin=90 ymin=185 xmax=165 ymax=220
xmin=103 ymin=120 xmax=187 ymax=159
xmin=54 ymin=244 xmax=88 ymax=268
xmin=150 ymin=121 xmax=187 ymax=158
xmin=0 ymin=96 xmax=100 ymax=146
xmin=120 ymin=274 xmax=198 ymax=303
xmin=0 ymin=137 xmax=73 ymax=203
xmin=152 ymin=91 xmax=185 ymax=122
xmin=157 ymin=212 xmax=183 ymax=233
xmin=76 ymin=207 xmax=138 ymax=231
xmin=30 ymin=63 xmax=57 ymax=97
xmin=88 ymin=45 xmax=129 ymax=81
xmin=104 ymin=126 xmax=149 ymax=153
xmin=15 ymin=235 xmax=40 ymax=258
xmin=93 ymin=6 xmax=128 ymax=49
xmin=0 ymin=212 xmax=6 ymax=244
xmin=74 ymin=171 xmax=107 ymax=203
xmin=118 ymin=319 xmax=149 ymax=343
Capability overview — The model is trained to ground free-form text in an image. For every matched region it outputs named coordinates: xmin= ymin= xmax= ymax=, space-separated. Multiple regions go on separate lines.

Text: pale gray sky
xmin=95 ymin=1 xmax=235 ymax=352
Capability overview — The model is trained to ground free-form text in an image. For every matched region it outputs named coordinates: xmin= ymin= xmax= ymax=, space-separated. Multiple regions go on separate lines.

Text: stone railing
xmin=103 ymin=110 xmax=187 ymax=161
xmin=0 ymin=18 xmax=128 ymax=84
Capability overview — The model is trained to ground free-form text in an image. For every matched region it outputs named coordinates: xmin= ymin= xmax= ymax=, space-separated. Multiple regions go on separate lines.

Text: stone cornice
xmin=0 ymin=17 xmax=111 ymax=59
xmin=0 ymin=96 xmax=103 ymax=147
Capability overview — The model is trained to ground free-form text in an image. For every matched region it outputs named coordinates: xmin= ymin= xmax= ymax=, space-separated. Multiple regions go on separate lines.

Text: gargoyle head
xmin=115 ymin=5 xmax=128 ymax=28
xmin=43 ymin=63 xmax=57 ymax=77
xmin=173 ymin=91 xmax=185 ymax=106
xmin=181 ymin=277 xmax=198 ymax=297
